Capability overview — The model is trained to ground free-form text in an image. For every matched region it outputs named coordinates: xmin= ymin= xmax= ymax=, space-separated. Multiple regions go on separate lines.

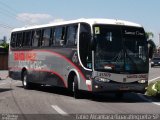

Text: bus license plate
xmin=119 ymin=86 xmax=130 ymax=90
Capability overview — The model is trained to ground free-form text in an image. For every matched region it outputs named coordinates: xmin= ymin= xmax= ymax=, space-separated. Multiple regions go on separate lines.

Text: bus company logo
xmin=14 ymin=52 xmax=37 ymax=61
xmin=98 ymin=72 xmax=111 ymax=77
xmin=127 ymin=74 xmax=147 ymax=78
xmin=14 ymin=52 xmax=25 ymax=61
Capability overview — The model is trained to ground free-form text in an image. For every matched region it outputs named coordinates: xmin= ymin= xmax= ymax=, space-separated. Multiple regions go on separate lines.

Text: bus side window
xmin=50 ymin=28 xmax=55 ymax=46
xmin=31 ymin=30 xmax=35 ymax=47
xmin=55 ymin=26 xmax=67 ymax=46
xmin=23 ymin=31 xmax=32 ymax=47
xmin=11 ymin=33 xmax=16 ymax=48
xmin=16 ymin=32 xmax=23 ymax=48
xmin=42 ymin=28 xmax=51 ymax=47
xmin=27 ymin=31 xmax=32 ymax=47
xmin=66 ymin=25 xmax=78 ymax=46
xmin=32 ymin=30 xmax=41 ymax=47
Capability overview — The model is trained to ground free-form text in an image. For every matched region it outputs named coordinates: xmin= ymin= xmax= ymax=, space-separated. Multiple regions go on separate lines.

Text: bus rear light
xmin=138 ymin=79 xmax=146 ymax=84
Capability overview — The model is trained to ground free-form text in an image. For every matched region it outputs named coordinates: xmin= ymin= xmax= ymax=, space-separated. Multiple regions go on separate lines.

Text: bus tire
xmin=22 ymin=71 xmax=31 ymax=89
xmin=73 ymin=76 xmax=80 ymax=99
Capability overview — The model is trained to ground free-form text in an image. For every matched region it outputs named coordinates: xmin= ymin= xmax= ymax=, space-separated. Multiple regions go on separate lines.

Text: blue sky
xmin=0 ymin=0 xmax=160 ymax=44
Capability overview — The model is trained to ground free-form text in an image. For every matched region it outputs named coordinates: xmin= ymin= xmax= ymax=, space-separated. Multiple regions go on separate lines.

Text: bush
xmin=146 ymin=80 xmax=160 ymax=98
xmin=155 ymin=81 xmax=160 ymax=90
xmin=155 ymin=81 xmax=160 ymax=97
xmin=146 ymin=83 xmax=157 ymax=97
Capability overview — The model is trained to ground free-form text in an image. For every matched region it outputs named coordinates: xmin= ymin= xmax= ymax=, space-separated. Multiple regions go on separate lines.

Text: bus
xmin=9 ymin=18 xmax=151 ymax=98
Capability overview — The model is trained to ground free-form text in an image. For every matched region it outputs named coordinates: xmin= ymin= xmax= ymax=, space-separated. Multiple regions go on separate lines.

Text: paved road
xmin=149 ymin=66 xmax=160 ymax=82
xmin=0 ymin=67 xmax=160 ymax=120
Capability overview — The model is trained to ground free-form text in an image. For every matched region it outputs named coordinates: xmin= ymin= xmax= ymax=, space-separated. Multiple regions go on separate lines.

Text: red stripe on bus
xmin=10 ymin=50 xmax=92 ymax=91
xmin=35 ymin=50 xmax=91 ymax=91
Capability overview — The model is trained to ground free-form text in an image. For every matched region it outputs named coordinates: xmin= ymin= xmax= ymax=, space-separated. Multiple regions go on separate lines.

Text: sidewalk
xmin=0 ymin=70 xmax=8 ymax=80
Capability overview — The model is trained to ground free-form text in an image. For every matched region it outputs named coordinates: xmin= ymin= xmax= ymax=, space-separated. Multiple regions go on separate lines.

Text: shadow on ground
xmin=0 ymin=88 xmax=12 ymax=93
xmin=16 ymin=85 xmax=159 ymax=103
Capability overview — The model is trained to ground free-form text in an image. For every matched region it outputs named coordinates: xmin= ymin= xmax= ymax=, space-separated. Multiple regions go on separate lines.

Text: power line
xmin=0 ymin=1 xmax=19 ymax=14
xmin=0 ymin=1 xmax=28 ymax=25
xmin=0 ymin=10 xmax=16 ymax=19
xmin=0 ymin=25 xmax=13 ymax=29
xmin=0 ymin=22 xmax=14 ymax=30
xmin=0 ymin=1 xmax=18 ymax=19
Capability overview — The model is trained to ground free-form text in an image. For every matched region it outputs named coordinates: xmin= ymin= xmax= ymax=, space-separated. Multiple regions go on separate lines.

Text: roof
xmin=12 ymin=18 xmax=143 ymax=32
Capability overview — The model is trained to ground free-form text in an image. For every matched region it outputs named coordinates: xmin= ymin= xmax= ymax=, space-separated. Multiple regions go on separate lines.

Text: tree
xmin=146 ymin=32 xmax=154 ymax=40
xmin=145 ymin=32 xmax=156 ymax=58
xmin=148 ymin=39 xmax=156 ymax=58
xmin=0 ymin=36 xmax=9 ymax=52
xmin=1 ymin=42 xmax=9 ymax=49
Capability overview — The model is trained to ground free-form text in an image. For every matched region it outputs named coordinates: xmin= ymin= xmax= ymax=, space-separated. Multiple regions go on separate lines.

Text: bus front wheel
xmin=73 ymin=76 xmax=80 ymax=99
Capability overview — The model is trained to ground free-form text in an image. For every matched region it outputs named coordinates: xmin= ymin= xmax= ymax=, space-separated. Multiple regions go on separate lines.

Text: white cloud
xmin=49 ymin=19 xmax=64 ymax=23
xmin=16 ymin=13 xmax=53 ymax=25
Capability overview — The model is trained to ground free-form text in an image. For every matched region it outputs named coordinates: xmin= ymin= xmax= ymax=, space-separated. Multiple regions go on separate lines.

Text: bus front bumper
xmin=92 ymin=81 xmax=148 ymax=93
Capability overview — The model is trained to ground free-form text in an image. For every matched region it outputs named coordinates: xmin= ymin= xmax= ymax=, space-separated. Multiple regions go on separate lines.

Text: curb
xmin=0 ymin=75 xmax=9 ymax=80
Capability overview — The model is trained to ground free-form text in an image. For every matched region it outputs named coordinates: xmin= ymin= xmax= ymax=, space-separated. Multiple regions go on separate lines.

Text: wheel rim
xmin=72 ymin=82 xmax=75 ymax=92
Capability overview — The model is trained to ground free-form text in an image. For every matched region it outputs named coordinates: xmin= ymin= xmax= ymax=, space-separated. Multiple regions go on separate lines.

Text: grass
xmin=146 ymin=80 xmax=160 ymax=98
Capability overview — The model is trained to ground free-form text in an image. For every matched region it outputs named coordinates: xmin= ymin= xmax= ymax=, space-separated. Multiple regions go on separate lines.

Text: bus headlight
xmin=138 ymin=79 xmax=146 ymax=84
xmin=95 ymin=77 xmax=110 ymax=82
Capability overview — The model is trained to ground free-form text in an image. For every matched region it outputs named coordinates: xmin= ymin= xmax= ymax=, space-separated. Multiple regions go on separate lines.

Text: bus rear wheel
xmin=22 ymin=71 xmax=31 ymax=89
xmin=72 ymin=76 xmax=81 ymax=99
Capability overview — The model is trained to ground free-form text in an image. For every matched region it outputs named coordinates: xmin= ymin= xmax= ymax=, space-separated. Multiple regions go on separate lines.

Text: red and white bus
xmin=9 ymin=18 xmax=150 ymax=98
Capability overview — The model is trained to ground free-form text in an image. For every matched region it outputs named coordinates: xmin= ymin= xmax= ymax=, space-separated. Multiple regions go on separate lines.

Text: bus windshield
xmin=94 ymin=25 xmax=148 ymax=74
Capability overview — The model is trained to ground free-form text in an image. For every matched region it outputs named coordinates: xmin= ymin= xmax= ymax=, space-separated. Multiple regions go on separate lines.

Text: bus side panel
xmin=9 ymin=51 xmax=21 ymax=80
xmin=27 ymin=70 xmax=39 ymax=83
xmin=9 ymin=49 xmax=92 ymax=91
xmin=9 ymin=50 xmax=40 ymax=82
xmin=52 ymin=48 xmax=92 ymax=91
xmin=9 ymin=70 xmax=21 ymax=80
xmin=37 ymin=48 xmax=92 ymax=91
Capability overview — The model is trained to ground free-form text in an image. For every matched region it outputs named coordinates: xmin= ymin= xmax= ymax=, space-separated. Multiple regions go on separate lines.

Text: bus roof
xmin=12 ymin=18 xmax=143 ymax=32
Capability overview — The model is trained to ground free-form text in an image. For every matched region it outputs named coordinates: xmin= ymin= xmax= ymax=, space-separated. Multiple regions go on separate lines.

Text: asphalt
xmin=0 ymin=67 xmax=160 ymax=120
xmin=0 ymin=70 xmax=8 ymax=80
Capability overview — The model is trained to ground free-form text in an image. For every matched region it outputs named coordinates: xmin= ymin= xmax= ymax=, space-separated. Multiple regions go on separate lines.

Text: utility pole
xmin=159 ymin=33 xmax=160 ymax=46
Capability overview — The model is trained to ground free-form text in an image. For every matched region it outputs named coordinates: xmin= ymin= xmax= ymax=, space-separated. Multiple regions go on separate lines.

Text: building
xmin=0 ymin=48 xmax=8 ymax=70
xmin=0 ymin=36 xmax=7 ymax=44
xmin=153 ymin=34 xmax=160 ymax=57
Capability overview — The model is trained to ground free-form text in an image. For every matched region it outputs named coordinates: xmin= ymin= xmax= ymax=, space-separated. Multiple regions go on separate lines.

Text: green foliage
xmin=146 ymin=81 xmax=160 ymax=98
xmin=146 ymin=83 xmax=157 ymax=97
xmin=155 ymin=81 xmax=160 ymax=94
xmin=0 ymin=42 xmax=9 ymax=52
xmin=145 ymin=32 xmax=154 ymax=40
